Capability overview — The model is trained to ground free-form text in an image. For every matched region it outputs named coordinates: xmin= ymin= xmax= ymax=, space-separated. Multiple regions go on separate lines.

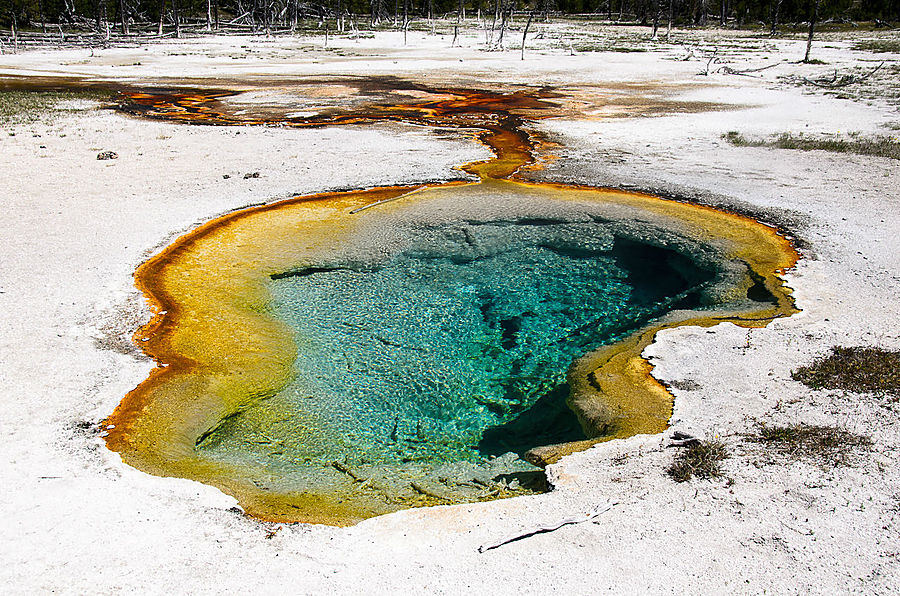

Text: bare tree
xmin=38 ymin=0 xmax=47 ymax=33
xmin=172 ymin=0 xmax=180 ymax=37
xmin=651 ymin=0 xmax=661 ymax=38
xmin=666 ymin=0 xmax=674 ymax=39
xmin=770 ymin=0 xmax=782 ymax=34
xmin=10 ymin=10 xmax=18 ymax=53
xmin=520 ymin=9 xmax=533 ymax=60
xmin=119 ymin=0 xmax=128 ymax=33
xmin=803 ymin=0 xmax=819 ymax=62
xmin=496 ymin=0 xmax=510 ymax=48
xmin=401 ymin=0 xmax=410 ymax=45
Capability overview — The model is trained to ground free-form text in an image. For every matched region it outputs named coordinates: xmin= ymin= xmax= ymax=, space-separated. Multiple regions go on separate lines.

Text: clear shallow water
xmin=197 ymin=219 xmax=715 ymax=493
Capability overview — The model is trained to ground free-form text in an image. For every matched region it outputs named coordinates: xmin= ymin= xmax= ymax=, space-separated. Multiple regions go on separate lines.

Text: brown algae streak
xmin=104 ymin=79 xmax=799 ymax=524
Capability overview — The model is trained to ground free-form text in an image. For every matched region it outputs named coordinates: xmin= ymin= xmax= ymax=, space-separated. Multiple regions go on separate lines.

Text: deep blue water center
xmin=208 ymin=219 xmax=714 ymax=480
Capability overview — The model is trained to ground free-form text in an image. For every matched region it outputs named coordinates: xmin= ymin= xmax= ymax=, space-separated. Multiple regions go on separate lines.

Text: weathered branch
xmin=802 ymin=61 xmax=885 ymax=88
xmin=478 ymin=502 xmax=617 ymax=552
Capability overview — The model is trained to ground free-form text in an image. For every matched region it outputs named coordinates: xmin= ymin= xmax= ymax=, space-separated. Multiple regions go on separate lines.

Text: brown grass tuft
xmin=792 ymin=346 xmax=900 ymax=396
xmin=723 ymin=131 xmax=900 ymax=160
xmin=746 ymin=423 xmax=872 ymax=467
xmin=667 ymin=440 xmax=728 ymax=482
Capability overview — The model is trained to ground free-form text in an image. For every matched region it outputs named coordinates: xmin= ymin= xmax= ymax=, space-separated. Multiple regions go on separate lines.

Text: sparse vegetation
xmin=792 ymin=346 xmax=900 ymax=396
xmin=667 ymin=439 xmax=728 ymax=482
xmin=0 ymin=89 xmax=113 ymax=126
xmin=746 ymin=423 xmax=872 ymax=467
xmin=853 ymin=40 xmax=900 ymax=53
xmin=723 ymin=131 xmax=900 ymax=160
xmin=572 ymin=43 xmax=647 ymax=53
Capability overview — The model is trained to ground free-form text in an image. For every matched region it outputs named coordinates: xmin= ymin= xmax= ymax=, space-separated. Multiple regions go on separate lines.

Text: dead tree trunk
xmin=520 ymin=10 xmax=533 ymax=60
xmin=666 ymin=0 xmax=673 ymax=38
xmin=496 ymin=0 xmax=509 ymax=48
xmin=158 ymin=0 xmax=165 ymax=34
xmin=402 ymin=0 xmax=408 ymax=44
xmin=172 ymin=0 xmax=180 ymax=38
xmin=769 ymin=0 xmax=781 ymax=34
xmin=803 ymin=0 xmax=819 ymax=62
xmin=39 ymin=0 xmax=47 ymax=33
xmin=651 ymin=0 xmax=660 ymax=38
xmin=119 ymin=0 xmax=128 ymax=33
xmin=10 ymin=12 xmax=17 ymax=53
xmin=490 ymin=0 xmax=499 ymax=44
xmin=453 ymin=0 xmax=461 ymax=46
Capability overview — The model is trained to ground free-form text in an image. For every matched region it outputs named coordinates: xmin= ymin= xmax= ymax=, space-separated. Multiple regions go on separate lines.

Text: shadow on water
xmin=611 ymin=237 xmax=713 ymax=309
xmin=478 ymin=383 xmax=586 ymax=458
xmin=477 ymin=239 xmax=722 ymax=460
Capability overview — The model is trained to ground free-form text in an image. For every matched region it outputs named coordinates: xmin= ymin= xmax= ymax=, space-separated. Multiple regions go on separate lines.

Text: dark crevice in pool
xmin=610 ymin=236 xmax=715 ymax=310
xmin=746 ymin=267 xmax=780 ymax=304
xmin=478 ymin=383 xmax=585 ymax=457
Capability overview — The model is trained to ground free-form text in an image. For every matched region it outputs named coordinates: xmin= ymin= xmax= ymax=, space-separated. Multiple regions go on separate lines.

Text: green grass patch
xmin=723 ymin=131 xmax=900 ymax=160
xmin=792 ymin=346 xmax=900 ymax=396
xmin=667 ymin=439 xmax=728 ymax=482
xmin=0 ymin=89 xmax=114 ymax=125
xmin=746 ymin=423 xmax=872 ymax=467
xmin=853 ymin=39 xmax=900 ymax=53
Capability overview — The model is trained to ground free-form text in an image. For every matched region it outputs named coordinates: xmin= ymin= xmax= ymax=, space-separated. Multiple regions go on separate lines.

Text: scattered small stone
xmin=39 ymin=145 xmax=46 ymax=149
xmin=222 ymin=174 xmax=231 ymax=179
xmin=97 ymin=151 xmax=118 ymax=160
xmin=243 ymin=171 xmax=260 ymax=179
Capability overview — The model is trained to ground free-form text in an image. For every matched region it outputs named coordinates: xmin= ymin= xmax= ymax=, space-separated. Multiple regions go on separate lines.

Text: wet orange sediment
xmin=117 ymin=81 xmax=554 ymax=181
xmin=99 ymin=78 xmax=799 ymax=522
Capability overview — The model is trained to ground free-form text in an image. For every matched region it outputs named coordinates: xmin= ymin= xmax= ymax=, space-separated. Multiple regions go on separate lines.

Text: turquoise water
xmin=197 ymin=219 xmax=715 ymax=493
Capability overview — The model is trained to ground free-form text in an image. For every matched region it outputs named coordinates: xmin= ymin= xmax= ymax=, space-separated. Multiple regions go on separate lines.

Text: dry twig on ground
xmin=478 ymin=502 xmax=617 ymax=552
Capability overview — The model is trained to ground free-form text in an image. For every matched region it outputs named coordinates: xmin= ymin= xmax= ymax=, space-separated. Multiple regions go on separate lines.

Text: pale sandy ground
xmin=0 ymin=25 xmax=898 ymax=594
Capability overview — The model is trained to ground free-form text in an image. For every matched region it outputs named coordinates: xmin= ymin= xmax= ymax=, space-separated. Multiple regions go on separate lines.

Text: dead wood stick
xmin=478 ymin=502 xmax=617 ymax=553
xmin=331 ymin=461 xmax=365 ymax=481
xmin=802 ymin=61 xmax=884 ymax=88
xmin=410 ymin=481 xmax=451 ymax=501
xmin=720 ymin=61 xmax=782 ymax=76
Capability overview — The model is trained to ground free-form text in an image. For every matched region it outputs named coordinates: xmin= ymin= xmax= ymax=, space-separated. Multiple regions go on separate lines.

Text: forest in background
xmin=0 ymin=0 xmax=897 ymax=35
